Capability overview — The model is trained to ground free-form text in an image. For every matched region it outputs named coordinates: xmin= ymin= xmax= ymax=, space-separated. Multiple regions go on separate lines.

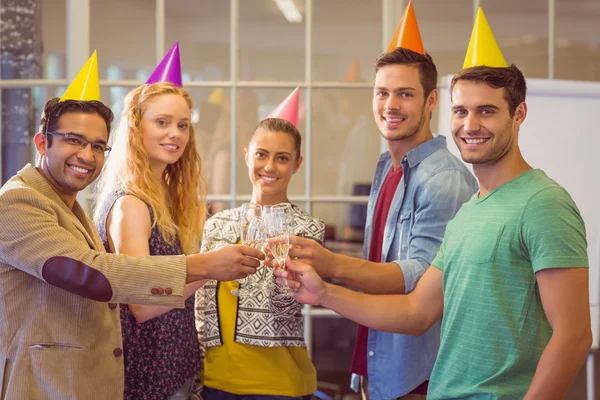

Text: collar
xmin=18 ymin=163 xmax=86 ymax=218
xmin=378 ymin=134 xmax=447 ymax=169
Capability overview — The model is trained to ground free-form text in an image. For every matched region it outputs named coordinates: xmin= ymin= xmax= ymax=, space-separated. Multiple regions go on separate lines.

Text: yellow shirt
xmin=203 ymin=281 xmax=316 ymax=395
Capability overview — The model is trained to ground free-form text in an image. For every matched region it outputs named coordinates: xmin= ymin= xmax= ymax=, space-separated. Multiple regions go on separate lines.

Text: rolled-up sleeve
xmin=394 ymin=169 xmax=476 ymax=293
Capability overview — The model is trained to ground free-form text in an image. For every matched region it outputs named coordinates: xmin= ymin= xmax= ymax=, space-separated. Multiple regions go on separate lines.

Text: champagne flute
xmin=264 ymin=207 xmax=292 ymax=296
xmin=234 ymin=203 xmax=264 ymax=297
xmin=265 ymin=203 xmax=294 ymax=229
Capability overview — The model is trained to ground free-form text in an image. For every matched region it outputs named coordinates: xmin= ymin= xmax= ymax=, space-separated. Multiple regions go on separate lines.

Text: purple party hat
xmin=146 ymin=41 xmax=183 ymax=87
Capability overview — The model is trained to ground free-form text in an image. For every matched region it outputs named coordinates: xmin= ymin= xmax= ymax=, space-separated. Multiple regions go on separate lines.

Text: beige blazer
xmin=0 ymin=164 xmax=189 ymax=399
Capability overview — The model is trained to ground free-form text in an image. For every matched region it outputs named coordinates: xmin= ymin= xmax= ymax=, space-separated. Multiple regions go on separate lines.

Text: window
xmin=1 ymin=0 xmax=598 ymax=394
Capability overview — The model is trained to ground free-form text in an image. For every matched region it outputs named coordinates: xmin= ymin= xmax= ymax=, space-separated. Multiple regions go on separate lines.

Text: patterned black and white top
xmin=195 ymin=204 xmax=325 ymax=348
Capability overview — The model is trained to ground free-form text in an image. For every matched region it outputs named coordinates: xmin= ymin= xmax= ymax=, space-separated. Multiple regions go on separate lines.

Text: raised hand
xmin=198 ymin=244 xmax=264 ymax=281
xmin=287 ymin=236 xmax=336 ymax=278
xmin=273 ymin=257 xmax=327 ymax=306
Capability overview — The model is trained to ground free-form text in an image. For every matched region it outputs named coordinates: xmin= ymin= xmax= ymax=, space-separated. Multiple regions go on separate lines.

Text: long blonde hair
xmin=94 ymin=82 xmax=207 ymax=254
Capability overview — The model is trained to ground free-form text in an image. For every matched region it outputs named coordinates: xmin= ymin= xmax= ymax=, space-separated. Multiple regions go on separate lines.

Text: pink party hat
xmin=146 ymin=41 xmax=182 ymax=87
xmin=266 ymin=87 xmax=300 ymax=128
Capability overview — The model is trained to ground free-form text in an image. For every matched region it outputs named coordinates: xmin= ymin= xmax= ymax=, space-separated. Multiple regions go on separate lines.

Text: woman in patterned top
xmin=195 ymin=116 xmax=325 ymax=400
xmin=94 ymin=82 xmax=253 ymax=400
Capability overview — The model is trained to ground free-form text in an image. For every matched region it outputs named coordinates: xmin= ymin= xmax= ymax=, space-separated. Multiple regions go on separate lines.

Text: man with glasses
xmin=0 ymin=57 xmax=263 ymax=398
xmin=37 ymin=99 xmax=113 ymax=198
xmin=45 ymin=131 xmax=112 ymax=157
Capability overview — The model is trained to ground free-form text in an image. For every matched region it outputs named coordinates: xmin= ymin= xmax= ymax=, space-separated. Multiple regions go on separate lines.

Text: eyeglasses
xmin=46 ymin=131 xmax=111 ymax=157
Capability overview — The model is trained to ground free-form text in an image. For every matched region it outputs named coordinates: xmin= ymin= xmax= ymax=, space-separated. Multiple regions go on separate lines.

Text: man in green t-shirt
xmin=276 ymin=63 xmax=591 ymax=399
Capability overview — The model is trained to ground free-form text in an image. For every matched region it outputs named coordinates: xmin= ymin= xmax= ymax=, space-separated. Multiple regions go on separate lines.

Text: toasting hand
xmin=287 ymin=236 xmax=336 ymax=278
xmin=273 ymin=257 xmax=327 ymax=306
xmin=199 ymin=244 xmax=264 ymax=281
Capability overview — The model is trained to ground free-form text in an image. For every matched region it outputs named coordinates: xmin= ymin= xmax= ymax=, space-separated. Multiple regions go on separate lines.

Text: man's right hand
xmin=287 ymin=236 xmax=336 ymax=278
xmin=186 ymin=244 xmax=263 ymax=282
xmin=274 ymin=258 xmax=327 ymax=306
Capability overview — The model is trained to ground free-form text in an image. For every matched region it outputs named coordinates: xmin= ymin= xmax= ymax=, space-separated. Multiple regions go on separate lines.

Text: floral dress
xmin=96 ymin=190 xmax=201 ymax=400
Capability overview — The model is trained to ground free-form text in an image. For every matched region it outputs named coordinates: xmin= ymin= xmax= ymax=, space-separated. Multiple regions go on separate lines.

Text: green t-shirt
xmin=429 ymin=169 xmax=588 ymax=399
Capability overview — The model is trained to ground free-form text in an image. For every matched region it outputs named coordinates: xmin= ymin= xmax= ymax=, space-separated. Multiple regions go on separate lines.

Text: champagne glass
xmin=264 ymin=207 xmax=292 ymax=296
xmin=264 ymin=203 xmax=294 ymax=229
xmin=233 ymin=203 xmax=264 ymax=297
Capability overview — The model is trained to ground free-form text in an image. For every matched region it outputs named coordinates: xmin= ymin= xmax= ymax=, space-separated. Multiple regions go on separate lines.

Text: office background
xmin=1 ymin=0 xmax=599 ymax=397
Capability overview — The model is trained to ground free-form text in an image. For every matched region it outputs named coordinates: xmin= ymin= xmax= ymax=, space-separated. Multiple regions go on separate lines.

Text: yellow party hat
xmin=208 ymin=88 xmax=224 ymax=105
xmin=60 ymin=51 xmax=101 ymax=101
xmin=462 ymin=8 xmax=508 ymax=69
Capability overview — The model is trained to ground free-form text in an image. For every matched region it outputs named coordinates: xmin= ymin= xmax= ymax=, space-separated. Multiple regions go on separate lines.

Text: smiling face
xmin=140 ymin=93 xmax=191 ymax=175
xmin=34 ymin=111 xmax=108 ymax=204
xmin=451 ymin=80 xmax=525 ymax=166
xmin=245 ymin=128 xmax=302 ymax=203
xmin=372 ymin=64 xmax=436 ymax=142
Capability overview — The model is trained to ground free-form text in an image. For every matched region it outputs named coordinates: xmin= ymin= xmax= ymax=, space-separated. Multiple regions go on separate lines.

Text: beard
xmin=381 ymin=106 xmax=427 ymax=142
xmin=459 ymin=120 xmax=514 ymax=166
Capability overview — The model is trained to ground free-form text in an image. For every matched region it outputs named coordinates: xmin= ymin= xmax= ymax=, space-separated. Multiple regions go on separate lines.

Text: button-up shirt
xmin=352 ymin=135 xmax=478 ymax=399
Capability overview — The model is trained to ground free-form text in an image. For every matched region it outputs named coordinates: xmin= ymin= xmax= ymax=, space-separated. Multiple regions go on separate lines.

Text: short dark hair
xmin=39 ymin=98 xmax=114 ymax=146
xmin=450 ymin=65 xmax=527 ymax=117
xmin=374 ymin=47 xmax=438 ymax=98
xmin=251 ymin=118 xmax=301 ymax=159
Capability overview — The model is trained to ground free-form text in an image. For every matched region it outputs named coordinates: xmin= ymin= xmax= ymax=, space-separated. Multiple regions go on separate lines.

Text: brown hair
xmin=251 ymin=118 xmax=301 ymax=159
xmin=39 ymin=98 xmax=114 ymax=146
xmin=450 ymin=65 xmax=527 ymax=117
xmin=374 ymin=47 xmax=438 ymax=98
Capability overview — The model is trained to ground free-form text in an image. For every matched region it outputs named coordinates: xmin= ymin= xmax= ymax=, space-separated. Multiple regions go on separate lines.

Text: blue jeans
xmin=204 ymin=387 xmax=313 ymax=400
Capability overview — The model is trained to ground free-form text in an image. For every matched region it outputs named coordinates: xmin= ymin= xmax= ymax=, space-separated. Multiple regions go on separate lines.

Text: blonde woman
xmin=94 ymin=82 xmax=212 ymax=399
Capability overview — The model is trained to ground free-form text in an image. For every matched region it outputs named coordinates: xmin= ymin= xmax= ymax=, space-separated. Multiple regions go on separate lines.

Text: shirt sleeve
xmin=0 ymin=186 xmax=187 ymax=306
xmin=520 ymin=186 xmax=588 ymax=272
xmin=293 ymin=212 xmax=326 ymax=245
xmin=394 ymin=169 xmax=475 ymax=292
xmin=431 ymin=235 xmax=447 ymax=272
